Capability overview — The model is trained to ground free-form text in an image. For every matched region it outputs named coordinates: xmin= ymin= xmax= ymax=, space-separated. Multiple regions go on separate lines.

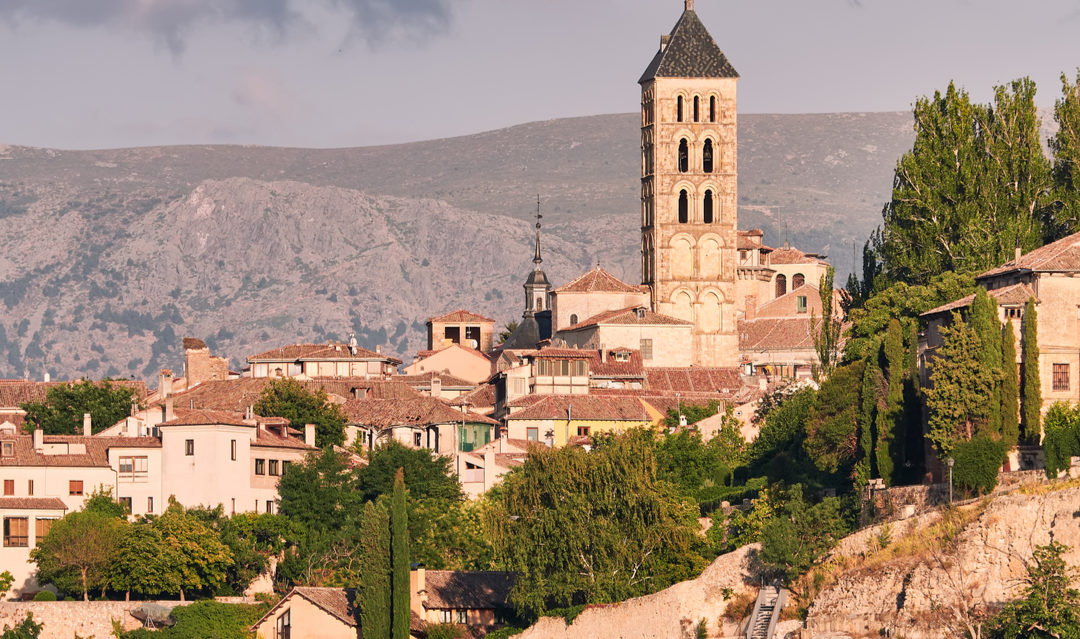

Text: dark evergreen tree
xmin=969 ymin=288 xmax=1003 ymax=437
xmin=1021 ymin=298 xmax=1042 ymax=442
xmin=902 ymin=322 xmax=924 ymax=481
xmin=812 ymin=266 xmax=841 ymax=380
xmin=855 ymin=356 xmax=883 ymax=485
xmin=358 ymin=501 xmax=391 ymax=639
xmin=926 ymin=312 xmax=994 ymax=453
xmin=1001 ymin=323 xmax=1021 ymax=449
xmin=878 ymin=320 xmax=906 ymax=485
xmin=391 ymin=469 xmax=410 ymax=639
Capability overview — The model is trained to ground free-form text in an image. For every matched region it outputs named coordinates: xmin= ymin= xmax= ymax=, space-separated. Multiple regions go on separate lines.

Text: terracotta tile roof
xmin=182 ymin=337 xmax=208 ymax=350
xmin=738 ymin=317 xmax=815 ymax=350
xmin=161 ymin=378 xmax=419 ymax=413
xmin=0 ymin=497 xmax=68 ymax=511
xmin=160 ymin=409 xmax=251 ymax=427
xmin=769 ymin=247 xmax=828 ymax=266
xmin=0 ymin=435 xmax=113 ymax=468
xmin=737 ymin=229 xmax=774 ymax=252
xmin=0 ymin=380 xmax=148 ymax=409
xmin=755 ymin=284 xmax=821 ymax=318
xmin=587 ymin=349 xmax=646 ymax=378
xmin=248 ymin=342 xmax=402 ymax=365
xmin=343 ymin=397 xmax=496 ymax=428
xmin=395 ymin=372 xmax=476 ymax=389
xmin=531 ymin=347 xmax=595 ymax=360
xmin=922 ymin=283 xmax=1040 ymax=317
xmin=553 ymin=268 xmax=645 ymax=294
xmin=448 ymin=384 xmax=497 ymax=409
xmin=252 ymin=427 xmax=313 ymax=450
xmin=563 ymin=306 xmax=692 ymax=331
xmin=644 ymin=368 xmax=744 ymax=394
xmin=429 ymin=309 xmax=495 ymax=324
xmin=508 ymin=395 xmax=652 ymax=421
xmin=423 ymin=571 xmax=514 ymax=610
xmin=979 ymin=232 xmax=1080 ymax=278
xmin=92 ymin=436 xmax=162 ymax=449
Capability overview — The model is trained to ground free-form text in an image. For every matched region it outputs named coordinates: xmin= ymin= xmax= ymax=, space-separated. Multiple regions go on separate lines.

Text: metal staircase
xmin=745 ymin=585 xmax=787 ymax=639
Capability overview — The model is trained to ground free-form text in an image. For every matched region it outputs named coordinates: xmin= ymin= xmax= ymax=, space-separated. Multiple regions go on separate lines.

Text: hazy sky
xmin=2 ymin=0 xmax=1079 ymax=150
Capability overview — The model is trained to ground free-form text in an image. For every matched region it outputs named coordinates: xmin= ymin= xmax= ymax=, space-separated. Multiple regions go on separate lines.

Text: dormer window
xmin=797 ymin=296 xmax=807 ymax=313
xmin=1 ymin=441 xmax=12 ymax=457
xmin=635 ymin=307 xmax=646 ymax=320
xmin=614 ymin=351 xmax=630 ymax=362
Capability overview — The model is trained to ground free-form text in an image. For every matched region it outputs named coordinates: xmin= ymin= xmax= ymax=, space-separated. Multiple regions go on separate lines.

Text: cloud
xmin=0 ymin=0 xmax=454 ymax=55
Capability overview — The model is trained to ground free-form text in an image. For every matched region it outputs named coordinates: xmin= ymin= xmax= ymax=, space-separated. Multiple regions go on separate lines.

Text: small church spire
xmin=533 ymin=194 xmax=543 ymax=267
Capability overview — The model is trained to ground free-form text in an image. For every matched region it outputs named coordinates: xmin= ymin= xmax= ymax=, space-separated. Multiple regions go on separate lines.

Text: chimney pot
xmin=43 ymin=372 xmax=50 ymax=383
xmin=33 ymin=428 xmax=43 ymax=451
xmin=82 ymin=413 xmax=92 ymax=437
xmin=1015 ymin=247 xmax=1022 ymax=262
xmin=165 ymin=397 xmax=175 ymax=423
xmin=305 ymin=424 xmax=316 ymax=447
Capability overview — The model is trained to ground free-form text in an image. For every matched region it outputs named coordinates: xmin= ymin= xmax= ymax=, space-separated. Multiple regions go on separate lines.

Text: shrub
xmin=0 ymin=613 xmax=42 ymax=639
xmin=951 ymin=436 xmax=1006 ymax=496
xmin=722 ymin=590 xmax=757 ymax=622
xmin=31 ymin=591 xmax=56 ymax=602
xmin=424 ymin=624 xmax=465 ymax=639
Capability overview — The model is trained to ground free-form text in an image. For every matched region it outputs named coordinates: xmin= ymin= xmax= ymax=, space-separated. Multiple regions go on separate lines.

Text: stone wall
xmin=0 ymin=600 xmax=192 ymax=639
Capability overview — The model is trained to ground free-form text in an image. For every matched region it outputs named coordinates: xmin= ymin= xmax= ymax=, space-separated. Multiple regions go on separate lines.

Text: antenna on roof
xmin=533 ymin=195 xmax=544 ymax=268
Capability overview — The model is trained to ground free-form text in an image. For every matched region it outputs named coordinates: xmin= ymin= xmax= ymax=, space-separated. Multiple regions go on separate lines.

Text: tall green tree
xmin=855 ymin=359 xmax=882 ymax=486
xmin=356 ymin=441 xmax=462 ymax=503
xmin=391 ymin=469 xmax=410 ymax=639
xmin=110 ymin=523 xmax=180 ymax=599
xmin=802 ymin=361 xmax=864 ymax=478
xmin=277 ymin=449 xmax=363 ymax=532
xmin=875 ymin=80 xmax=1051 ymax=286
xmin=986 ymin=542 xmax=1080 ymax=639
xmin=358 ymin=501 xmax=391 ymax=639
xmin=1041 ymin=403 xmax=1080 ymax=478
xmin=926 ymin=312 xmax=994 ymax=453
xmin=30 ymin=510 xmax=123 ymax=600
xmin=878 ymin=320 xmax=907 ymax=484
xmin=1021 ymin=298 xmax=1042 ymax=442
xmin=253 ymin=378 xmax=347 ymax=448
xmin=969 ymin=288 xmax=1003 ymax=437
xmin=811 ymin=266 xmax=841 ymax=380
xmin=489 ymin=431 xmax=701 ymax=619
xmin=20 ymin=379 xmax=139 ymax=435
xmin=1001 ymin=323 xmax=1021 ymax=449
xmin=154 ymin=500 xmax=234 ymax=600
xmin=1045 ymin=70 xmax=1080 ymax=238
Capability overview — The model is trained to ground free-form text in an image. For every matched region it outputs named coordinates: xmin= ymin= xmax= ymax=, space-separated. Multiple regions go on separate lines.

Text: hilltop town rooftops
xmin=396 ymin=372 xmax=476 ymax=389
xmin=553 ymin=268 xmax=646 ymax=295
xmin=157 ymin=377 xmax=420 ymax=413
xmin=739 ymin=317 xmax=815 ymax=351
xmin=343 ymin=396 xmax=497 ymax=428
xmin=738 ymin=229 xmax=775 ymax=252
xmin=978 ymin=232 xmax=1080 ymax=279
xmin=562 ymin=306 xmax=692 ymax=331
xmin=0 ymin=497 xmax=68 ymax=511
xmin=448 ymin=384 xmax=496 ymax=409
xmin=0 ymin=434 xmax=160 ymax=468
xmin=508 ymin=395 xmax=652 ymax=421
xmin=644 ymin=367 xmax=744 ymax=395
xmin=768 ymin=246 xmax=829 ymax=266
xmin=428 ymin=309 xmax=495 ymax=324
xmin=247 ymin=342 xmax=402 ymax=365
xmin=0 ymin=379 xmax=148 ymax=408
xmin=921 ymin=282 xmax=1040 ymax=317
xmin=639 ymin=5 xmax=739 ymax=83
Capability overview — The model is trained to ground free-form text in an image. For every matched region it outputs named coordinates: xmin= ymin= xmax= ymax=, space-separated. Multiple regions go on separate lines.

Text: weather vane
xmin=536 ymin=194 xmax=542 ymax=230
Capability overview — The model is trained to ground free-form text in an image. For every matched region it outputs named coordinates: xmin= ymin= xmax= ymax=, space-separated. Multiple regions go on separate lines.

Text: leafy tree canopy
xmin=356 ymin=440 xmax=463 ymax=504
xmin=20 ymin=379 xmax=139 ymax=435
xmin=253 ymin=378 xmax=347 ymax=448
xmin=987 ymin=542 xmax=1080 ymax=639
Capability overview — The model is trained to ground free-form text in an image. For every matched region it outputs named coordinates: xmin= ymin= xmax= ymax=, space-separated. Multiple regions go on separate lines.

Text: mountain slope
xmin=0 ymin=112 xmax=915 ymax=379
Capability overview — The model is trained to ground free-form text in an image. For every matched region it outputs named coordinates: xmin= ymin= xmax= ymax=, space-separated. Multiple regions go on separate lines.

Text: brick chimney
xmin=159 ymin=369 xmax=174 ymax=399
xmin=430 ymin=375 xmax=442 ymax=397
xmin=164 ymin=397 xmax=175 ymax=423
xmin=745 ymin=295 xmax=758 ymax=321
xmin=33 ymin=428 xmax=43 ymax=452
xmin=82 ymin=413 xmax=92 ymax=437
xmin=304 ymin=424 xmax=316 ymax=447
xmin=1015 ymin=247 xmax=1023 ymax=262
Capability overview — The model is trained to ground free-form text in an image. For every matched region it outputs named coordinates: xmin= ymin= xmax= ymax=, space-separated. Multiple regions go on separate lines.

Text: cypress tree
xmin=879 ymin=320 xmax=905 ymax=485
xmin=1021 ymin=298 xmax=1042 ymax=442
xmin=856 ymin=354 xmax=883 ymax=485
xmin=358 ymin=501 xmax=391 ymax=638
xmin=390 ymin=468 xmax=410 ymax=639
xmin=969 ymin=288 xmax=1003 ymax=437
xmin=903 ymin=322 xmax=924 ymax=481
xmin=1001 ymin=323 xmax=1021 ymax=449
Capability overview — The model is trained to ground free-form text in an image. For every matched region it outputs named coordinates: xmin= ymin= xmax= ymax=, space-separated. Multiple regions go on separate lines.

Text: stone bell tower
xmin=639 ymin=0 xmax=740 ymax=367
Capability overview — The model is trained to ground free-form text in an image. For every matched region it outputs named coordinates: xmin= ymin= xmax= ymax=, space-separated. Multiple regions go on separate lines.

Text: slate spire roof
xmin=639 ymin=6 xmax=739 ymax=83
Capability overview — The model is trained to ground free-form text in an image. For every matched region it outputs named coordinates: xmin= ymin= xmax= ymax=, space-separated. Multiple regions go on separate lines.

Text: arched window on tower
xmin=703 ymin=190 xmax=714 ymax=224
xmin=793 ymin=273 xmax=805 ymax=288
xmin=703 ymin=139 xmax=713 ymax=173
xmin=693 ymin=96 xmax=700 ymax=122
xmin=710 ymin=96 xmax=717 ymax=122
xmin=775 ymin=274 xmax=787 ymax=298
xmin=678 ymin=190 xmax=689 ymax=224
xmin=570 ymin=314 xmax=578 ymax=326
xmin=677 ymin=96 xmax=683 ymax=122
xmin=678 ymin=139 xmax=689 ymax=173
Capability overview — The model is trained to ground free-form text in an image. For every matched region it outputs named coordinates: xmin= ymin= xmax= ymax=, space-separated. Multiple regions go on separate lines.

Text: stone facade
xmin=182 ymin=338 xmax=229 ymax=388
xmin=641 ymin=13 xmax=740 ymax=368
xmin=0 ymin=600 xmax=195 ymax=639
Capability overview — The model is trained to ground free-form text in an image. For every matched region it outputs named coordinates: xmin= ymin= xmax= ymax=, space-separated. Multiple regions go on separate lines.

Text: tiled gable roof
xmin=588 ymin=349 xmax=646 ymax=378
xmin=0 ymin=497 xmax=68 ymax=511
xmin=553 ymin=268 xmax=644 ymax=294
xmin=160 ymin=409 xmax=251 ymax=427
xmin=639 ymin=9 xmax=739 ymax=83
xmin=448 ymin=384 xmax=497 ymax=409
xmin=644 ymin=367 xmax=744 ymax=395
xmin=0 ymin=435 xmax=120 ymax=468
xmin=737 ymin=229 xmax=774 ymax=252
xmin=563 ymin=306 xmax=691 ymax=331
xmin=0 ymin=379 xmax=148 ymax=409
xmin=248 ymin=342 xmax=401 ymax=364
xmin=252 ymin=426 xmax=313 ymax=450
xmin=508 ymin=395 xmax=652 ymax=421
xmin=979 ymin=232 xmax=1080 ymax=279
xmin=768 ymin=247 xmax=828 ymax=266
xmin=755 ymin=284 xmax=820 ymax=318
xmin=429 ymin=309 xmax=495 ymax=324
xmin=343 ymin=397 xmax=496 ymax=428
xmin=395 ymin=372 xmax=476 ymax=389
xmin=921 ymin=283 xmax=1039 ymax=317
xmin=423 ymin=571 xmax=515 ymax=610
xmin=160 ymin=378 xmax=419 ymax=414
xmin=738 ymin=317 xmax=814 ymax=350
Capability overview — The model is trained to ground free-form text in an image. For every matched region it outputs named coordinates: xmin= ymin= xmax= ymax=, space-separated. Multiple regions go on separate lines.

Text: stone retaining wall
xmin=0 ymin=597 xmax=255 ymax=639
